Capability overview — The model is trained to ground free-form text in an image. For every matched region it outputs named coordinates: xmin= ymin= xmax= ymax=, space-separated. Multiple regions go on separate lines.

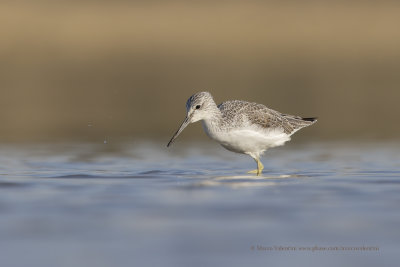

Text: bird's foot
xmin=247 ymin=169 xmax=262 ymax=176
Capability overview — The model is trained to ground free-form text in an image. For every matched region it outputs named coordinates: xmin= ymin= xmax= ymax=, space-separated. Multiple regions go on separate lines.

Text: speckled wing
xmin=218 ymin=100 xmax=316 ymax=135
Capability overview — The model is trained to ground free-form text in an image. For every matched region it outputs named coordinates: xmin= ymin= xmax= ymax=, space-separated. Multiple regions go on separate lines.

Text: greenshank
xmin=167 ymin=92 xmax=317 ymax=175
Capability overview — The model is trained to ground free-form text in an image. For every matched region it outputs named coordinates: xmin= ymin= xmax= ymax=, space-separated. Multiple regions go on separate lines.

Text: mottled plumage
xmin=217 ymin=100 xmax=314 ymax=134
xmin=167 ymin=92 xmax=317 ymax=175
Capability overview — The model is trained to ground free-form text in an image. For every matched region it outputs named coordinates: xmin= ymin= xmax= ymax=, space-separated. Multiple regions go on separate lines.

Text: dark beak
xmin=167 ymin=115 xmax=191 ymax=147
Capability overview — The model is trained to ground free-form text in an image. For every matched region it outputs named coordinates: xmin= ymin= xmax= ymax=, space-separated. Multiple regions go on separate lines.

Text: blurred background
xmin=1 ymin=0 xmax=399 ymax=143
xmin=1 ymin=3 xmax=399 ymax=267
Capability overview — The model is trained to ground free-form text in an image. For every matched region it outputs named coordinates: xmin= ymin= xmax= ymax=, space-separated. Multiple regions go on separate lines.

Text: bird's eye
xmin=195 ymin=105 xmax=201 ymax=110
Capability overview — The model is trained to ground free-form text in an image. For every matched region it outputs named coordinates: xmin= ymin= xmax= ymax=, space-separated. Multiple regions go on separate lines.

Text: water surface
xmin=0 ymin=141 xmax=399 ymax=267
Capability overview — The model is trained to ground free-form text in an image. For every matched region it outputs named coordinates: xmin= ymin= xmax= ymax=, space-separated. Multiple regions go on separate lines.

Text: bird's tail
xmin=301 ymin=117 xmax=318 ymax=124
xmin=281 ymin=115 xmax=318 ymax=134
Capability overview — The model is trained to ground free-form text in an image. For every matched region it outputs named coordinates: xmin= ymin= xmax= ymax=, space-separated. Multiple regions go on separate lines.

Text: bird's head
xmin=167 ymin=91 xmax=215 ymax=147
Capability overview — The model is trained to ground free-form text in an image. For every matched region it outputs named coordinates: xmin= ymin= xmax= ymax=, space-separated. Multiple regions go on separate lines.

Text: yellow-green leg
xmin=247 ymin=158 xmax=264 ymax=176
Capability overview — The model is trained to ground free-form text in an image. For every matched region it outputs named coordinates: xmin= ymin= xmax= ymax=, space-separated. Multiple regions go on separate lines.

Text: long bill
xmin=167 ymin=115 xmax=191 ymax=147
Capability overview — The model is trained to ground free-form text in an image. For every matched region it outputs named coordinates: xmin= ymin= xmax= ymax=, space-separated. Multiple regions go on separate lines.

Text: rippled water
xmin=0 ymin=141 xmax=399 ymax=267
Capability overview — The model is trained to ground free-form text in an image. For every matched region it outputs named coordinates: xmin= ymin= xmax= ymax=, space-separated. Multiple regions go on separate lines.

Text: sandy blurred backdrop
xmin=0 ymin=0 xmax=399 ymax=143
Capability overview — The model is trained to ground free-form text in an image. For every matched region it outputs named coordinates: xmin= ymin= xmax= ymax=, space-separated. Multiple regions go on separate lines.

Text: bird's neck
xmin=201 ymin=104 xmax=224 ymax=138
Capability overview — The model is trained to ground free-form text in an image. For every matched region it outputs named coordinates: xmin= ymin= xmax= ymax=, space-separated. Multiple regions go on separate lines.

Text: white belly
xmin=202 ymin=122 xmax=291 ymax=156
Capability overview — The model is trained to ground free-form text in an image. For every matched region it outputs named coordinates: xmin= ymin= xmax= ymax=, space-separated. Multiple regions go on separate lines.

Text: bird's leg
xmin=257 ymin=160 xmax=264 ymax=175
xmin=248 ymin=157 xmax=259 ymax=174
xmin=248 ymin=158 xmax=264 ymax=176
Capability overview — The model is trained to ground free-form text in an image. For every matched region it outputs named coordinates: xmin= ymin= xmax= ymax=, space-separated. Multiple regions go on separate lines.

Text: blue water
xmin=0 ymin=141 xmax=399 ymax=267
